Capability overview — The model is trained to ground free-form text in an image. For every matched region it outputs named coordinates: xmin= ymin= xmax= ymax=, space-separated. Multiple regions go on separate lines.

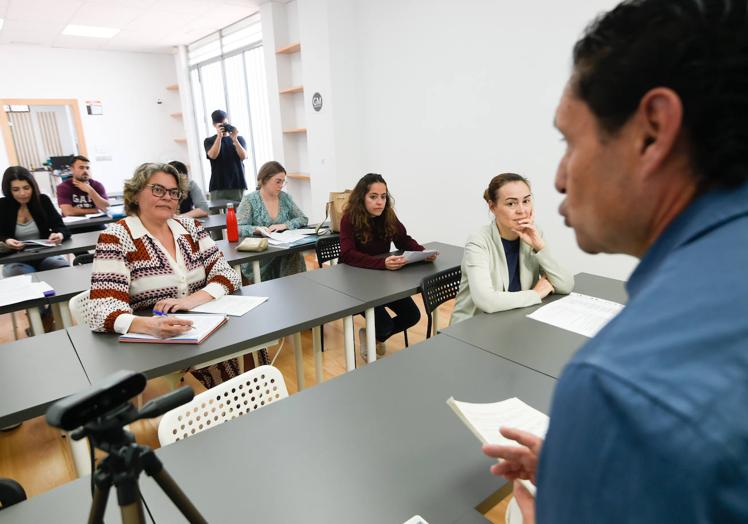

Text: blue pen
xmin=153 ymin=310 xmax=167 ymax=317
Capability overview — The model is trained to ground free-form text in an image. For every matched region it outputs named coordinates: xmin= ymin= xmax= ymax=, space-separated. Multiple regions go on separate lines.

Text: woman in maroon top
xmin=339 ymin=173 xmax=438 ymax=359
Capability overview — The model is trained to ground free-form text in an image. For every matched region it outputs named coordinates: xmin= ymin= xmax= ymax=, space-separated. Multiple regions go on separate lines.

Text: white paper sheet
xmin=190 ymin=295 xmax=268 ymax=316
xmin=0 ymin=281 xmax=54 ymax=307
xmin=527 ymin=292 xmax=624 ymax=338
xmin=402 ymin=250 xmax=438 ymax=264
xmin=62 ymin=216 xmax=90 ymax=224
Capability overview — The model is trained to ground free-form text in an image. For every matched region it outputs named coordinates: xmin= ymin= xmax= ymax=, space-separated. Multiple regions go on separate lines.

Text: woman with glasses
xmin=81 ymin=162 xmax=241 ymax=388
xmin=450 ymin=173 xmax=574 ymax=326
xmin=236 ymin=161 xmax=308 ymax=282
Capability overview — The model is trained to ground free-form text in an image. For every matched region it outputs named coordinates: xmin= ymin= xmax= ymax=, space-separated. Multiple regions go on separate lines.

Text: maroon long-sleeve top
xmin=339 ymin=212 xmax=424 ymax=269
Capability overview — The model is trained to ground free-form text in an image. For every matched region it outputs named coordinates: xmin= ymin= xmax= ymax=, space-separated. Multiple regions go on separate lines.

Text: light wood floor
xmin=0 ymin=255 xmax=510 ymax=521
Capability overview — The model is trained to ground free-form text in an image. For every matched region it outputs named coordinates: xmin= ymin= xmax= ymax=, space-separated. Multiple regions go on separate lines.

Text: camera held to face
xmin=220 ymin=123 xmax=236 ymax=135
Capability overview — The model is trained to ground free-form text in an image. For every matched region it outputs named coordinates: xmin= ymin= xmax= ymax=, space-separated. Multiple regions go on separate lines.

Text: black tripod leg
xmin=88 ymin=483 xmax=111 ymax=524
xmin=120 ymin=500 xmax=146 ymax=524
xmin=151 ymin=468 xmax=208 ymax=524
xmin=116 ymin=478 xmax=145 ymax=524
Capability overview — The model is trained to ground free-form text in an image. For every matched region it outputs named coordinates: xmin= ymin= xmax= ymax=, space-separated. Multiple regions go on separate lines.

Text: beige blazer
xmin=450 ymin=221 xmax=574 ymax=325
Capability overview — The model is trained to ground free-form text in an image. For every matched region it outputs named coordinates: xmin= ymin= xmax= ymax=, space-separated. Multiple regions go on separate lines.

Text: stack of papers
xmin=120 ymin=314 xmax=227 ymax=344
xmin=190 ymin=295 xmax=268 ymax=316
xmin=0 ymin=275 xmax=55 ymax=308
xmin=527 ymin=292 xmax=624 ymax=338
xmin=256 ymin=227 xmax=309 ymax=245
xmin=62 ymin=216 xmax=90 ymax=224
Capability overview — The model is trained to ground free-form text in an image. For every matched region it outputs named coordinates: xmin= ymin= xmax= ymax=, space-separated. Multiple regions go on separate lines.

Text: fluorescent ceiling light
xmin=62 ymin=24 xmax=120 ymax=39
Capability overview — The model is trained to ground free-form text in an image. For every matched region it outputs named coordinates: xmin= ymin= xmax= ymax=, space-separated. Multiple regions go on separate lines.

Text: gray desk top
xmin=302 ymin=241 xmax=464 ymax=307
xmin=197 ymin=213 xmax=226 ymax=232
xmin=217 ymin=231 xmax=340 ymax=266
xmin=0 ymin=330 xmax=90 ymax=427
xmin=69 ymin=273 xmax=365 ymax=382
xmin=0 ymin=230 xmax=100 ymax=264
xmin=207 ymin=199 xmax=240 ymax=211
xmin=441 ymin=272 xmax=627 ymax=379
xmin=32 ymin=264 xmax=92 ymax=304
xmin=65 ymin=215 xmax=115 ymax=231
xmin=2 ymin=335 xmax=556 ymax=524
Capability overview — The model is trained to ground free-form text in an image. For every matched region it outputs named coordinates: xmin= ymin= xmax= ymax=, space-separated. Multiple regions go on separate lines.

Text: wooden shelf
xmin=170 ymin=112 xmax=183 ymax=118
xmin=166 ymin=84 xmax=179 ymax=91
xmin=174 ymin=138 xmax=187 ymax=144
xmin=279 ymin=85 xmax=304 ymax=95
xmin=283 ymin=127 xmax=307 ymax=134
xmin=276 ymin=42 xmax=301 ymax=55
xmin=287 ymin=172 xmax=310 ymax=181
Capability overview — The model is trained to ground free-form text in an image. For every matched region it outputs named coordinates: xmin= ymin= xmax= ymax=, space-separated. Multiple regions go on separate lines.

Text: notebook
xmin=190 ymin=295 xmax=268 ymax=316
xmin=119 ymin=314 xmax=227 ymax=344
xmin=21 ymin=239 xmax=56 ymax=248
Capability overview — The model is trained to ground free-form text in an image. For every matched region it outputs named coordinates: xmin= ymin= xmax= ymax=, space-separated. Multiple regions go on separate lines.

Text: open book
xmin=119 ymin=314 xmax=227 ymax=344
xmin=447 ymin=396 xmax=549 ymax=494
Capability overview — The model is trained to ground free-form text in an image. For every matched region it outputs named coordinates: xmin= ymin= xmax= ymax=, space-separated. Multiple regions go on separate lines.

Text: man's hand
xmin=71 ymin=178 xmax=93 ymax=195
xmin=384 ymin=255 xmax=407 ymax=270
xmin=230 ymin=127 xmax=239 ymax=141
xmin=482 ymin=427 xmax=543 ymax=484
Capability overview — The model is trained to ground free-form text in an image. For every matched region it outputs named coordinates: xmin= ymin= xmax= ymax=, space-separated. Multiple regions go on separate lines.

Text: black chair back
xmin=315 ymin=236 xmax=341 ymax=267
xmin=419 ymin=266 xmax=461 ymax=338
xmin=73 ymin=253 xmax=95 ymax=265
xmin=0 ymin=478 xmax=26 ymax=509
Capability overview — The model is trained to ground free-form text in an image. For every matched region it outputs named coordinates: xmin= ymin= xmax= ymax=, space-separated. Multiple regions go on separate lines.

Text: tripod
xmin=68 ymin=389 xmax=208 ymax=524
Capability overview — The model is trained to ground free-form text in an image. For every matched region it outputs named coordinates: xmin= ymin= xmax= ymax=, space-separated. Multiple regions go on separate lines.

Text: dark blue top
xmin=537 ymin=181 xmax=748 ymax=522
xmin=203 ymin=135 xmax=248 ymax=192
xmin=500 ymin=237 xmax=521 ymax=292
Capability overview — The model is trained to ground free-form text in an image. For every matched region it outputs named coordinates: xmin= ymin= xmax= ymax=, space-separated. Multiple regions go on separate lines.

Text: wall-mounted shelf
xmin=174 ymin=138 xmax=187 ymax=144
xmin=276 ymin=42 xmax=301 ymax=55
xmin=170 ymin=112 xmax=183 ymax=118
xmin=283 ymin=127 xmax=307 ymax=134
xmin=279 ymin=85 xmax=304 ymax=95
xmin=166 ymin=84 xmax=179 ymax=92
xmin=287 ymin=172 xmax=310 ymax=181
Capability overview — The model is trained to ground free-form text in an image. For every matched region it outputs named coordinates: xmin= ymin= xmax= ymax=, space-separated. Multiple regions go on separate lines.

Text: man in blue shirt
xmin=483 ymin=0 xmax=748 ymax=522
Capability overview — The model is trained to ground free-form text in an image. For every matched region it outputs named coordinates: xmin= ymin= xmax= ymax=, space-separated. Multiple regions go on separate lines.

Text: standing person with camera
xmin=204 ymin=109 xmax=248 ymax=203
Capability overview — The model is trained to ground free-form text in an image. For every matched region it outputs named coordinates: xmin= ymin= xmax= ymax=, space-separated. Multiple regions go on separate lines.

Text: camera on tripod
xmin=46 ymin=370 xmax=207 ymax=524
xmin=220 ymin=123 xmax=236 ymax=135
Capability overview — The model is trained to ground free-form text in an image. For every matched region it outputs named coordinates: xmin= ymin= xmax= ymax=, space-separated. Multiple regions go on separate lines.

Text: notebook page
xmin=527 ymin=292 xmax=624 ymax=338
xmin=120 ymin=314 xmax=225 ymax=341
xmin=190 ymin=295 xmax=268 ymax=316
xmin=447 ymin=397 xmax=549 ymax=445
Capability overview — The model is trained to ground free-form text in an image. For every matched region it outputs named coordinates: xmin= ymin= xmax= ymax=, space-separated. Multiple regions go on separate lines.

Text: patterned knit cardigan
xmin=82 ymin=216 xmax=240 ymax=333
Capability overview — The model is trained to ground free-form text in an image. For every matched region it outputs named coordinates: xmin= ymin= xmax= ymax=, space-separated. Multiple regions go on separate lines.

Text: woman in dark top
xmin=339 ymin=173 xmax=438 ymax=360
xmin=0 ymin=166 xmax=71 ymax=276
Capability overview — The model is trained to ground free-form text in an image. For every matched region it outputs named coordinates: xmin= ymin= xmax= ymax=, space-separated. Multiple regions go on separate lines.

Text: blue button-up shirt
xmin=537 ymin=181 xmax=748 ymax=523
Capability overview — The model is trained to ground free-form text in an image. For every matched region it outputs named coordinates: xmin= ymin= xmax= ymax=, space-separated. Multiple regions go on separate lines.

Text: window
xmin=188 ymin=13 xmax=272 ymax=189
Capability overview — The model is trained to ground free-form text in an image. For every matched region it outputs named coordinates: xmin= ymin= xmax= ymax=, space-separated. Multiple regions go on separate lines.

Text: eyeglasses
xmin=272 ymin=178 xmax=287 ymax=187
xmin=146 ymin=184 xmax=181 ymax=200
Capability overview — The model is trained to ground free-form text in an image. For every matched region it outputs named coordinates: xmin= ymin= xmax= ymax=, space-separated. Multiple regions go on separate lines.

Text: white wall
xmin=0 ymin=44 xmax=185 ymax=194
xmin=294 ymin=0 xmax=638 ymax=280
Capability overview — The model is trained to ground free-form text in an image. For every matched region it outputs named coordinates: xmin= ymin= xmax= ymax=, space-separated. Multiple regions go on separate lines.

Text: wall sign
xmin=86 ymin=100 xmax=103 ymax=115
xmin=312 ymin=92 xmax=323 ymax=112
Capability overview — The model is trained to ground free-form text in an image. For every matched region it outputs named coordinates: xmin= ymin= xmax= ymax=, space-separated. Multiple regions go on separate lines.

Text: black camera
xmin=221 ymin=123 xmax=236 ymax=134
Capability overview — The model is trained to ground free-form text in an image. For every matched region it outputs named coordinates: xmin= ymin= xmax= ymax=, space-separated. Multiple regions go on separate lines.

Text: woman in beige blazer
xmin=451 ymin=173 xmax=574 ymax=325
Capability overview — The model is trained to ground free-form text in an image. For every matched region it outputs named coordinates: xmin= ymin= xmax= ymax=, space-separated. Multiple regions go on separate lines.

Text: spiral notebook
xmin=119 ymin=314 xmax=227 ymax=344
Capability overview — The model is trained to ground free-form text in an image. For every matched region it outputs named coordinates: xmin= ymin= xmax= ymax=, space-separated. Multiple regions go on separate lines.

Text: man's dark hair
xmin=572 ymin=0 xmax=748 ymax=189
xmin=71 ymin=155 xmax=90 ymax=166
xmin=211 ymin=110 xmax=227 ymax=124
xmin=168 ymin=160 xmax=188 ymax=176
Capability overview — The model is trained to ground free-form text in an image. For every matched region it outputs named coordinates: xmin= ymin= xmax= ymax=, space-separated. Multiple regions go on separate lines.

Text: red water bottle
xmin=226 ymin=203 xmax=239 ymax=242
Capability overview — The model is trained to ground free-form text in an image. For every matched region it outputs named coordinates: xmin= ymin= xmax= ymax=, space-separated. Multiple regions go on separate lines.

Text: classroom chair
xmin=419 ymin=266 xmax=461 ymax=338
xmin=158 ymin=365 xmax=288 ymax=446
xmin=0 ymin=478 xmax=26 ymax=509
xmin=314 ymin=236 xmax=341 ymax=354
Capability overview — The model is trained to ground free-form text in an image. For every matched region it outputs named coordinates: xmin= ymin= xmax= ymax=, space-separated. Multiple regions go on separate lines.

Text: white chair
xmin=158 ymin=365 xmax=288 ymax=446
xmin=68 ymin=290 xmax=89 ymax=325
